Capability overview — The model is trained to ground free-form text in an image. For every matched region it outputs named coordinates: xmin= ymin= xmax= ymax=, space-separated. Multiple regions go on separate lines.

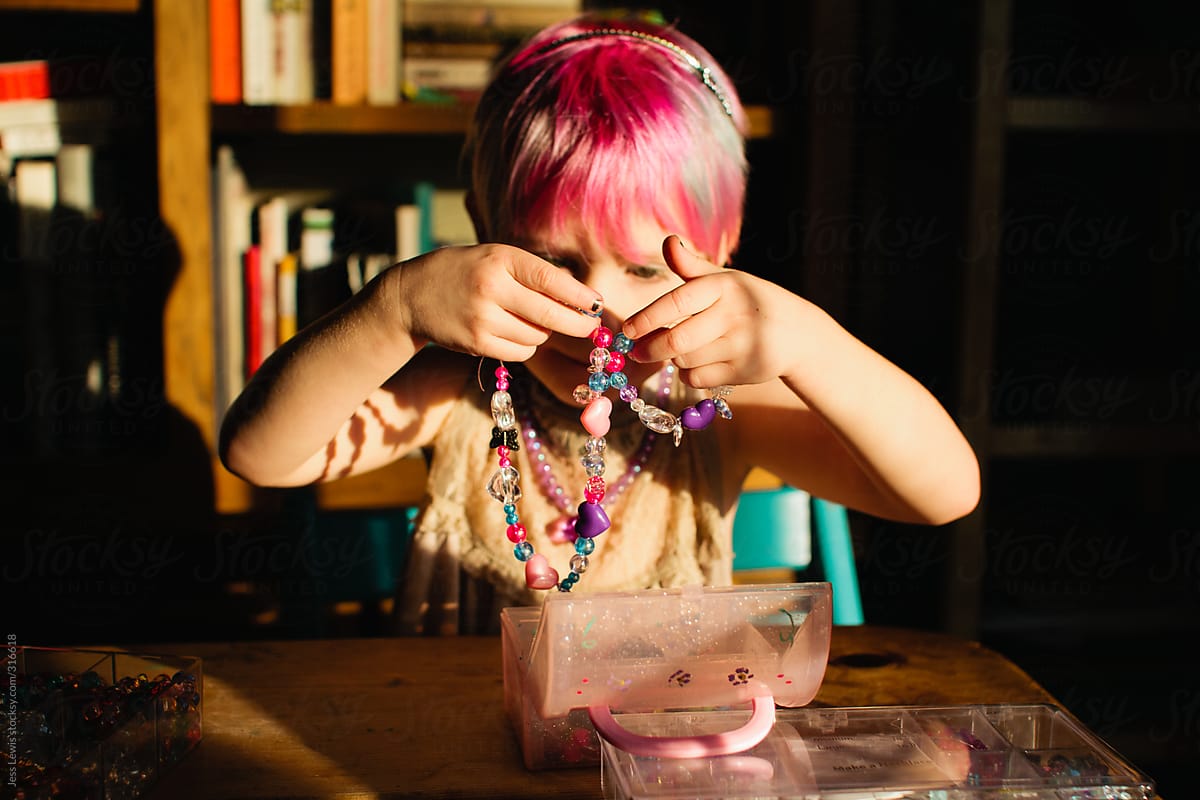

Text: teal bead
xmin=503 ymin=504 xmax=516 ymax=515
xmin=588 ymin=372 xmax=610 ymax=392
xmin=514 ymin=542 xmax=534 ymax=561
xmin=609 ymin=371 xmax=628 ymax=388
xmin=506 ymin=512 xmax=519 ymax=524
xmin=575 ymin=537 xmax=595 ymax=555
xmin=613 ymin=333 xmax=634 ymax=353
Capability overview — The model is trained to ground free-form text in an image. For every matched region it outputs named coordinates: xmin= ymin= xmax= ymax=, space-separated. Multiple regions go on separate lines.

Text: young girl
xmin=219 ymin=15 xmax=979 ymax=634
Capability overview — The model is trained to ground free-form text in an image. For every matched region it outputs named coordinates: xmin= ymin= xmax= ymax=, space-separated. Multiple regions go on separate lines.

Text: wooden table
xmin=145 ymin=625 xmax=1075 ymax=799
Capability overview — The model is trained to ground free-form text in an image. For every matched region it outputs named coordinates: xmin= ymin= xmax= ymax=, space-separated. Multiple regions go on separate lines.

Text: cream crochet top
xmin=396 ymin=367 xmax=736 ymax=635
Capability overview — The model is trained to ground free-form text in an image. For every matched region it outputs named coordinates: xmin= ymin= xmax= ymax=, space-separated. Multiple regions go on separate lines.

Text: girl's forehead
xmin=524 ymin=214 xmax=672 ymax=264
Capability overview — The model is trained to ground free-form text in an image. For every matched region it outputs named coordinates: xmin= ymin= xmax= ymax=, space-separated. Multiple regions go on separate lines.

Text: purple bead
xmin=619 ymin=385 xmax=639 ymax=403
xmin=681 ymin=399 xmax=717 ymax=430
xmin=574 ymin=501 xmax=611 ymax=538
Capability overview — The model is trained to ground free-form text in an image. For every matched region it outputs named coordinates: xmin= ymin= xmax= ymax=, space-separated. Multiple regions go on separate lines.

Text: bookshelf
xmin=153 ymin=0 xmax=791 ymax=515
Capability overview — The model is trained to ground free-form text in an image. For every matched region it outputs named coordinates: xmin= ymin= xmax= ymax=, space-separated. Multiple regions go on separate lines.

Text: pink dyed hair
xmin=467 ymin=15 xmax=749 ymax=264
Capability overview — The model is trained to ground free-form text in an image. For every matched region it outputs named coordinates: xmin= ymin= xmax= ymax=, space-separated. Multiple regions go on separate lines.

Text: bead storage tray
xmin=3 ymin=646 xmax=203 ymax=800
xmin=599 ymin=703 xmax=1155 ymax=799
xmin=502 ymin=582 xmax=833 ymax=770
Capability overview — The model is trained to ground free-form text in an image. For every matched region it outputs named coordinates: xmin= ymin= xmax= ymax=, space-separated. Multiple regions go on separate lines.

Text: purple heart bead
xmin=681 ymin=399 xmax=718 ymax=430
xmin=574 ymin=501 xmax=611 ymax=539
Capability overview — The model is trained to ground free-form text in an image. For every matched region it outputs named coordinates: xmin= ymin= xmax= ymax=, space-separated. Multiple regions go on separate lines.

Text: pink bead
xmin=497 ymin=445 xmax=510 ymax=459
xmin=498 ymin=456 xmax=511 ymax=467
xmin=494 ymin=366 xmax=510 ymax=380
xmin=585 ymin=488 xmax=605 ymax=503
xmin=591 ymin=326 xmax=613 ymax=348
xmin=524 ymin=553 xmax=559 ymax=590
xmin=497 ymin=378 xmax=509 ymax=390
xmin=605 ymin=352 xmax=625 ymax=372
xmin=580 ymin=396 xmax=613 ymax=437
xmin=506 ymin=523 xmax=527 ymax=543
xmin=586 ymin=475 xmax=606 ymax=495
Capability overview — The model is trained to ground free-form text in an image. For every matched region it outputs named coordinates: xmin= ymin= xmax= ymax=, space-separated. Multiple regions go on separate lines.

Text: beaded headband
xmin=531 ymin=27 xmax=736 ymax=120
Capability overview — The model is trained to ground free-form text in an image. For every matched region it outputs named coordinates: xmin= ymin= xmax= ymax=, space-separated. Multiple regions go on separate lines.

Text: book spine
xmin=332 ymin=0 xmax=368 ymax=104
xmin=213 ymin=145 xmax=248 ymax=415
xmin=0 ymin=61 xmax=51 ymax=102
xmin=277 ymin=251 xmax=298 ymax=342
xmin=366 ymin=0 xmax=401 ymax=105
xmin=257 ymin=196 xmax=286 ymax=361
xmin=243 ymin=244 xmax=263 ymax=378
xmin=210 ymin=0 xmax=243 ymax=103
xmin=241 ymin=0 xmax=277 ymax=104
xmin=276 ymin=0 xmax=315 ymax=104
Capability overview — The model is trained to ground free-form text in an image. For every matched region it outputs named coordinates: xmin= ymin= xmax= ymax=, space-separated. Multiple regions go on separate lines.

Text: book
xmin=209 ymin=0 xmax=243 ymax=103
xmin=255 ymin=195 xmax=288 ymax=361
xmin=394 ymin=203 xmax=420 ymax=262
xmin=402 ymin=56 xmax=493 ymax=94
xmin=243 ymin=244 xmax=263 ymax=377
xmin=366 ymin=0 xmax=401 ymax=105
xmin=332 ymin=0 xmax=368 ymax=104
xmin=213 ymin=145 xmax=250 ymax=418
xmin=430 ymin=187 xmax=474 ymax=247
xmin=14 ymin=158 xmax=57 ymax=458
xmin=240 ymin=0 xmax=276 ymax=104
xmin=277 ymin=251 xmax=299 ymax=342
xmin=402 ymin=0 xmax=581 ymax=36
xmin=275 ymin=0 xmax=315 ymax=104
xmin=0 ymin=61 xmax=50 ymax=102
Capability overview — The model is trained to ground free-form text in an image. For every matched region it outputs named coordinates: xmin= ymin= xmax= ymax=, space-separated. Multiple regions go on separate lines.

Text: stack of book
xmin=210 ymin=0 xmax=582 ymax=106
xmin=0 ymin=59 xmax=147 ymax=460
xmin=211 ymin=146 xmax=476 ymax=420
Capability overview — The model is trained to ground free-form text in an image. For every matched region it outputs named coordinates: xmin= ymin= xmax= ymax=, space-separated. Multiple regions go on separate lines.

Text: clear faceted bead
xmin=491 ymin=391 xmax=516 ymax=429
xmin=714 ymin=398 xmax=733 ymax=419
xmin=581 ymin=436 xmax=607 ymax=457
xmin=570 ymin=554 xmax=589 ymax=574
xmin=638 ymin=405 xmax=678 ymax=434
xmin=572 ymin=384 xmax=596 ymax=404
xmin=590 ymin=347 xmax=611 ymax=370
xmin=487 ymin=466 xmax=522 ymax=504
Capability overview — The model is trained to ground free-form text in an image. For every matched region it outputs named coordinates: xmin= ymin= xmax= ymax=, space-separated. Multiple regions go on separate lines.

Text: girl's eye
xmin=628 ymin=264 xmax=667 ymax=280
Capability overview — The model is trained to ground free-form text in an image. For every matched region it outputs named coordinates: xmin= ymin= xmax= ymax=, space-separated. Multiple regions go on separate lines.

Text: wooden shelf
xmin=0 ymin=0 xmax=138 ymax=11
xmin=1006 ymin=96 xmax=1200 ymax=132
xmin=213 ymin=101 xmax=780 ymax=139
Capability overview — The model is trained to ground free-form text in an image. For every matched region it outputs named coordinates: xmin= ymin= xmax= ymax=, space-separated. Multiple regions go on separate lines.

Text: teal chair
xmin=732 ymin=486 xmax=864 ymax=625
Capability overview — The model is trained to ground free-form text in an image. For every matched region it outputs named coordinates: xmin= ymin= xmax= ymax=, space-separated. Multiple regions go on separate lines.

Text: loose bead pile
xmin=487 ymin=325 xmax=732 ymax=592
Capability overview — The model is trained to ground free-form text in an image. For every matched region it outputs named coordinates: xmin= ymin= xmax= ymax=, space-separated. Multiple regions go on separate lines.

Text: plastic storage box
xmin=3 ymin=646 xmax=203 ymax=799
xmin=599 ymin=703 xmax=1156 ymax=798
xmin=501 ymin=582 xmax=833 ymax=769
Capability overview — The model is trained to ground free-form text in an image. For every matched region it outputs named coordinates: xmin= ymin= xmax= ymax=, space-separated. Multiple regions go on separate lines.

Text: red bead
xmin=495 ymin=365 xmax=510 ymax=380
xmin=506 ymin=523 xmax=527 ymax=543
xmin=591 ymin=326 xmax=613 ymax=348
xmin=605 ymin=352 xmax=625 ymax=372
xmin=497 ymin=378 xmax=509 ymax=390
xmin=498 ymin=456 xmax=511 ymax=467
xmin=497 ymin=445 xmax=510 ymax=458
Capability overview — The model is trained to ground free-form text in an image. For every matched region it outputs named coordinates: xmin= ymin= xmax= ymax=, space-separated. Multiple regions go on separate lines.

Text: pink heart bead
xmin=525 ymin=553 xmax=560 ymax=590
xmin=580 ymin=396 xmax=613 ymax=437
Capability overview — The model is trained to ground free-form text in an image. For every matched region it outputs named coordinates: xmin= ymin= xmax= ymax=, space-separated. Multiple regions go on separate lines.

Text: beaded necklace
xmin=487 ymin=325 xmax=732 ymax=592
xmin=519 ymin=365 xmax=672 ymax=543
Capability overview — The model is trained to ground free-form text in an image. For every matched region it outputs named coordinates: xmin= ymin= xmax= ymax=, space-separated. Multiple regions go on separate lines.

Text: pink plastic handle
xmin=588 ymin=696 xmax=776 ymax=759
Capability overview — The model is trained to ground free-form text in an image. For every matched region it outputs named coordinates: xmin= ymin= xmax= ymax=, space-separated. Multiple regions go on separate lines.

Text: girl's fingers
xmin=662 ymin=234 xmax=721 ymax=280
xmin=622 ymin=275 xmax=722 ymax=342
xmin=632 ymin=310 xmax=728 ymax=363
xmin=509 ymin=249 xmax=603 ymax=335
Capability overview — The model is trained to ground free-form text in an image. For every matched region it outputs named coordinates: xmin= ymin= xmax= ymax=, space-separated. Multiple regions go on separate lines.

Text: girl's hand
xmin=621 ymin=235 xmax=807 ymax=388
xmin=391 ymin=244 xmax=602 ymax=361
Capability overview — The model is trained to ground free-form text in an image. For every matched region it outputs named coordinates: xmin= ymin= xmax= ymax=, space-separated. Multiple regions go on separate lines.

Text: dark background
xmin=2 ymin=0 xmax=1198 ymax=795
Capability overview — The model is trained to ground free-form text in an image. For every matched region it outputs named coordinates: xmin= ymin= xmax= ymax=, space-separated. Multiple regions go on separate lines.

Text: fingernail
xmin=578 ymin=298 xmax=603 ymax=318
